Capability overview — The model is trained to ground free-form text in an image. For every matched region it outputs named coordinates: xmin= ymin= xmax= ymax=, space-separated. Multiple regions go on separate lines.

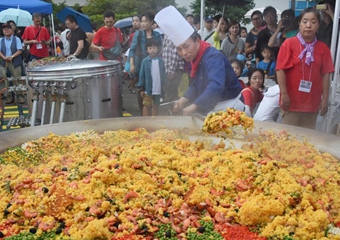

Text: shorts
xmin=143 ymin=94 xmax=161 ymax=107
xmin=281 ymin=110 xmax=318 ymax=129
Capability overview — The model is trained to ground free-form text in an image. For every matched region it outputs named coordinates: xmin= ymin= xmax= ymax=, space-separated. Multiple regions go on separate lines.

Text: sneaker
xmin=129 ymin=86 xmax=136 ymax=94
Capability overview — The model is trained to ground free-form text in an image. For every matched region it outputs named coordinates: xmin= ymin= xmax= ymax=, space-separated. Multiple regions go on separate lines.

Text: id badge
xmin=298 ymin=80 xmax=312 ymax=93
xmin=36 ymin=43 xmax=42 ymax=49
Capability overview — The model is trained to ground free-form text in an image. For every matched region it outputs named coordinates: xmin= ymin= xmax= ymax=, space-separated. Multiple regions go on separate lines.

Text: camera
xmin=316 ymin=4 xmax=328 ymax=10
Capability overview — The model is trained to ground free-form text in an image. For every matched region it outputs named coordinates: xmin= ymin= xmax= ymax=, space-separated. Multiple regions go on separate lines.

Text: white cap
xmin=155 ymin=6 xmax=195 ymax=47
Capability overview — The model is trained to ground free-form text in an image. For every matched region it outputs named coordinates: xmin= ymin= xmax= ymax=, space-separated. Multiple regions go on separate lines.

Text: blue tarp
xmin=0 ymin=0 xmax=52 ymax=14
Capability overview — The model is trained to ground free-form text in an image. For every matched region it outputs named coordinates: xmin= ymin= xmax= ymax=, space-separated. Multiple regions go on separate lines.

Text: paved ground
xmin=121 ymin=79 xmax=171 ymax=117
xmin=121 ymin=80 xmax=140 ymax=117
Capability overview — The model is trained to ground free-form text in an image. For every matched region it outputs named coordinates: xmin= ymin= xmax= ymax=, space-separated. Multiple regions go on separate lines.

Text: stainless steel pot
xmin=26 ymin=60 xmax=122 ymax=125
xmin=1 ymin=117 xmax=339 ymax=160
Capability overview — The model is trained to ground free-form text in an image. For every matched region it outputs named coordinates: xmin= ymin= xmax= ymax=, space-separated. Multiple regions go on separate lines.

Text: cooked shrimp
xmin=38 ymin=220 xmax=56 ymax=231
xmin=23 ymin=210 xmax=37 ymax=218
xmin=89 ymin=206 xmax=102 ymax=216
xmin=210 ymin=187 xmax=225 ymax=196
xmin=124 ymin=190 xmax=138 ymax=203
xmin=234 ymin=180 xmax=250 ymax=191
xmin=214 ymin=212 xmax=226 ymax=223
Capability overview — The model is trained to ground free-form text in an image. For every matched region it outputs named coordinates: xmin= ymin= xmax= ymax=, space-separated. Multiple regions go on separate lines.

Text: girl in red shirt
xmin=241 ymin=68 xmax=264 ymax=117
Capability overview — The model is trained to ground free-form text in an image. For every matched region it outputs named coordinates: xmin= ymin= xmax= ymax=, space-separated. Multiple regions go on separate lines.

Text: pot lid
xmin=27 ymin=60 xmax=119 ymax=72
xmin=26 ymin=60 xmax=121 ymax=82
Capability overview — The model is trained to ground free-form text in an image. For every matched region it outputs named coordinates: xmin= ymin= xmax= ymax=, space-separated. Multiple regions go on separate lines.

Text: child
xmin=240 ymin=27 xmax=248 ymax=43
xmin=230 ymin=59 xmax=246 ymax=89
xmin=241 ymin=68 xmax=265 ymax=117
xmin=52 ymin=26 xmax=64 ymax=56
xmin=138 ymin=38 xmax=166 ymax=116
xmin=241 ymin=60 xmax=253 ymax=77
xmin=123 ymin=48 xmax=136 ymax=93
xmin=256 ymin=45 xmax=276 ymax=79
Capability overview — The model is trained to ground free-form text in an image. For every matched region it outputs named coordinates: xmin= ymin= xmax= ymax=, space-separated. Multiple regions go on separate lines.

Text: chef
xmin=155 ymin=6 xmax=244 ymax=116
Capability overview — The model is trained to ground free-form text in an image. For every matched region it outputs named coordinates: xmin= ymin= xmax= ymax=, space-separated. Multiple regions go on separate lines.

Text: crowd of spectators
xmin=123 ymin=2 xmax=335 ymax=130
xmin=0 ymin=1 xmax=336 ymax=130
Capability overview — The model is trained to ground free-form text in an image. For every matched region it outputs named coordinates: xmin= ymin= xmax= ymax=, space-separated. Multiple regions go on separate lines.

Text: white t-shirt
xmin=253 ymin=85 xmax=280 ymax=122
xmin=198 ymin=28 xmax=214 ymax=46
xmin=60 ymin=29 xmax=70 ymax=55
xmin=151 ymin=58 xmax=161 ymax=95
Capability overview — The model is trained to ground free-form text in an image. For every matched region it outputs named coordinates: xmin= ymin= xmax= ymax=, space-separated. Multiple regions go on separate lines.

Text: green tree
xmin=81 ymin=0 xmax=187 ymax=28
xmin=43 ymin=0 xmax=187 ymax=31
xmin=190 ymin=0 xmax=255 ymax=25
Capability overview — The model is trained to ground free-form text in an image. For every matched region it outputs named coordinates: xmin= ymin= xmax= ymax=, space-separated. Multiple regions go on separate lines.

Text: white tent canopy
xmin=245 ymin=7 xmax=282 ymax=18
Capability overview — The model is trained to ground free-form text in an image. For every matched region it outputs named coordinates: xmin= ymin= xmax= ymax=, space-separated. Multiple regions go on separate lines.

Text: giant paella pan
xmin=0 ymin=115 xmax=340 ymax=240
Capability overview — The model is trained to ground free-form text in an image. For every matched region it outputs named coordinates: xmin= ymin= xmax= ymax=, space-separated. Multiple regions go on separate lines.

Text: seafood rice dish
xmin=0 ymin=126 xmax=340 ymax=239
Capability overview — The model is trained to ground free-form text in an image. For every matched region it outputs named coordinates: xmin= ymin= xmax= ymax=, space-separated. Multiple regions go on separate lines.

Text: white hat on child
xmin=155 ymin=6 xmax=195 ymax=47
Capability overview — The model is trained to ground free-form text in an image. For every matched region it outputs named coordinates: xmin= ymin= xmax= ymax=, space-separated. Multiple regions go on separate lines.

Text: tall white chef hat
xmin=155 ymin=5 xmax=195 ymax=47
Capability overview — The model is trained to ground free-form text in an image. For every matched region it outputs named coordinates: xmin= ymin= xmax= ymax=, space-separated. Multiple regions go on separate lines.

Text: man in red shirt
xmin=91 ymin=11 xmax=123 ymax=61
xmin=22 ymin=13 xmax=50 ymax=61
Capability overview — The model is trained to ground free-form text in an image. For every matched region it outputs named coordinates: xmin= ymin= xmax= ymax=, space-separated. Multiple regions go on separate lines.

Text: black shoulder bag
xmin=102 ymin=28 xmax=122 ymax=60
xmin=204 ymin=30 xmax=215 ymax=41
